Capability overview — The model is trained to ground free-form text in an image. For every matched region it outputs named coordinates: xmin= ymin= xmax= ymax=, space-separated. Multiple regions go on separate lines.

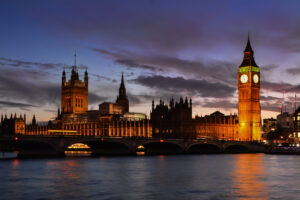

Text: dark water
xmin=0 ymin=154 xmax=300 ymax=200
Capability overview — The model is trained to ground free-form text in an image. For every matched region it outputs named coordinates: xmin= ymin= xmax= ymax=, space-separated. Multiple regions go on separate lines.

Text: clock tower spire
xmin=238 ymin=35 xmax=261 ymax=141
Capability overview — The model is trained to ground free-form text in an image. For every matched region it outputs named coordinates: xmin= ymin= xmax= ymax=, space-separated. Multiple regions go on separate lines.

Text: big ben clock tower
xmin=238 ymin=35 xmax=261 ymax=141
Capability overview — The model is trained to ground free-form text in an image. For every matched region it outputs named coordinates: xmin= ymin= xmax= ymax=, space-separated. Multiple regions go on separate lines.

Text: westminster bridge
xmin=0 ymin=135 xmax=266 ymax=157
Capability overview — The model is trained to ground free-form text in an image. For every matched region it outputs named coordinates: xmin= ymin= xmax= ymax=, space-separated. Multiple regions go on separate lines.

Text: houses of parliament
xmin=0 ymin=37 xmax=261 ymax=141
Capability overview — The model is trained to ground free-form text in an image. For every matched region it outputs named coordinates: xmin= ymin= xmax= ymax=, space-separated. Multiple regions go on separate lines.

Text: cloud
xmin=89 ymin=93 xmax=106 ymax=104
xmin=260 ymin=96 xmax=282 ymax=101
xmin=116 ymin=59 xmax=162 ymax=72
xmin=132 ymin=75 xmax=236 ymax=98
xmin=0 ymin=68 xmax=60 ymax=105
xmin=90 ymin=73 xmax=113 ymax=82
xmin=286 ymin=66 xmax=300 ymax=75
xmin=200 ymin=99 xmax=238 ymax=110
xmin=260 ymin=81 xmax=300 ymax=93
xmin=260 ymin=64 xmax=279 ymax=72
xmin=92 ymin=48 xmax=238 ymax=86
xmin=0 ymin=57 xmax=64 ymax=70
xmin=0 ymin=66 xmax=106 ymax=109
xmin=0 ymin=101 xmax=36 ymax=108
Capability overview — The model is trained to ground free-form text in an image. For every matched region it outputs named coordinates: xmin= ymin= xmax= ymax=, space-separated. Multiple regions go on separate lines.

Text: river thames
xmin=0 ymin=154 xmax=299 ymax=200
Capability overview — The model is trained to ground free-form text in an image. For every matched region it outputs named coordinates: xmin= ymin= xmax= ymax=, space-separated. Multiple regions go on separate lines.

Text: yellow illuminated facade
xmin=238 ymin=37 xmax=261 ymax=141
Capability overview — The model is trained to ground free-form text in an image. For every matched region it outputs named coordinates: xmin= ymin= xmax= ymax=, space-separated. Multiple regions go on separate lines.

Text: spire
xmin=244 ymin=33 xmax=253 ymax=53
xmin=116 ymin=72 xmax=129 ymax=113
xmin=121 ymin=72 xmax=124 ymax=86
xmin=239 ymin=34 xmax=258 ymax=68
xmin=118 ymin=72 xmax=126 ymax=97
xmin=74 ymin=51 xmax=77 ymax=69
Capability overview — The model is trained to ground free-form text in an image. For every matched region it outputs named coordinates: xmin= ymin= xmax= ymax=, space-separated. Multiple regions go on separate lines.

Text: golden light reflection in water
xmin=232 ymin=154 xmax=268 ymax=200
xmin=46 ymin=160 xmax=79 ymax=180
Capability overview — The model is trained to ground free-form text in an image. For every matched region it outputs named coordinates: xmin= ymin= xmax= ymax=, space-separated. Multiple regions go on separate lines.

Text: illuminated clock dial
xmin=253 ymin=74 xmax=259 ymax=83
xmin=240 ymin=74 xmax=248 ymax=83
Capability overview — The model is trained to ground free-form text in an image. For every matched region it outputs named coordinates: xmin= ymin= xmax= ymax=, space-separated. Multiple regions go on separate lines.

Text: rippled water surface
xmin=0 ymin=154 xmax=300 ymax=200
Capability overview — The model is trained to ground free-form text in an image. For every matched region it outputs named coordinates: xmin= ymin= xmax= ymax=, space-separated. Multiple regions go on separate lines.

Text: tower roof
xmin=244 ymin=34 xmax=253 ymax=53
xmin=239 ymin=34 xmax=258 ymax=68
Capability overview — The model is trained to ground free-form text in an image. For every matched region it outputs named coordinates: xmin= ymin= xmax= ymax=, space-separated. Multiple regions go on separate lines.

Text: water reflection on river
xmin=0 ymin=154 xmax=300 ymax=200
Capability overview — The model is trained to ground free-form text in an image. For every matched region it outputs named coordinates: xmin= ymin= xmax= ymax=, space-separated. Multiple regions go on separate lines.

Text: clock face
xmin=253 ymin=74 xmax=259 ymax=83
xmin=240 ymin=74 xmax=248 ymax=83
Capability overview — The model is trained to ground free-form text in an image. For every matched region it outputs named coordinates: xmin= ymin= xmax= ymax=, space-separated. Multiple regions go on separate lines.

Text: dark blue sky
xmin=1 ymin=0 xmax=300 ymax=121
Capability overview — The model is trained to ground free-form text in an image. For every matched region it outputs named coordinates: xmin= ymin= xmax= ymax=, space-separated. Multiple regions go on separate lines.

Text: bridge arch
xmin=141 ymin=141 xmax=184 ymax=155
xmin=65 ymin=140 xmax=134 ymax=156
xmin=64 ymin=143 xmax=92 ymax=156
xmin=16 ymin=140 xmax=59 ymax=157
xmin=186 ymin=143 xmax=222 ymax=154
xmin=224 ymin=144 xmax=250 ymax=153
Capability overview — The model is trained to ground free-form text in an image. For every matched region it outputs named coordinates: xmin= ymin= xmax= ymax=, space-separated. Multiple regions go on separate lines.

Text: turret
xmin=71 ymin=67 xmax=78 ymax=81
xmin=71 ymin=52 xmax=79 ymax=81
xmin=84 ymin=69 xmax=88 ymax=87
xmin=62 ymin=69 xmax=66 ymax=85
xmin=152 ymin=99 xmax=155 ymax=111
xmin=169 ymin=97 xmax=174 ymax=108
xmin=32 ymin=114 xmax=36 ymax=127
xmin=180 ymin=97 xmax=183 ymax=104
xmin=57 ymin=107 xmax=61 ymax=119
xmin=189 ymin=97 xmax=192 ymax=108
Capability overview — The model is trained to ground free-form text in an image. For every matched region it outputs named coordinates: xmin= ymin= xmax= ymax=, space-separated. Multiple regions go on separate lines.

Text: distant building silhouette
xmin=0 ymin=114 xmax=25 ymax=135
xmin=151 ymin=97 xmax=194 ymax=139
